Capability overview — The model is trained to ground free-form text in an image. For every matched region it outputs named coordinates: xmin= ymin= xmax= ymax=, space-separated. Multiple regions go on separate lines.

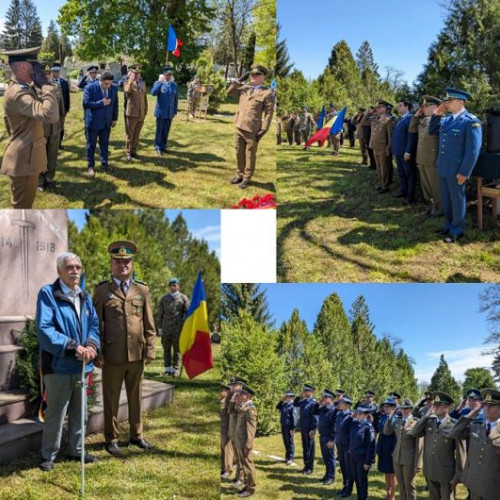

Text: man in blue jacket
xmin=429 ymin=87 xmax=482 ymax=242
xmin=36 ymin=252 xmax=100 ymax=471
xmin=151 ymin=67 xmax=178 ymax=156
xmin=276 ymin=391 xmax=298 ymax=465
xmin=335 ymin=396 xmax=354 ymax=497
xmin=391 ymin=100 xmax=417 ymax=204
xmin=293 ymin=383 xmax=319 ymax=474
xmin=83 ymin=71 xmax=119 ymax=176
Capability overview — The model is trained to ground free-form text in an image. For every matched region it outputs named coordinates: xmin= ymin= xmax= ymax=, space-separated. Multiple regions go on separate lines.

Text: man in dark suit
xmin=51 ymin=63 xmax=70 ymax=149
xmin=83 ymin=71 xmax=118 ymax=176
xmin=391 ymin=101 xmax=417 ymax=204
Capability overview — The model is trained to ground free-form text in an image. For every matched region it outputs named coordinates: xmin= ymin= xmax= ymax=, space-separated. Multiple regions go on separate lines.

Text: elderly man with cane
xmin=36 ymin=252 xmax=100 ymax=472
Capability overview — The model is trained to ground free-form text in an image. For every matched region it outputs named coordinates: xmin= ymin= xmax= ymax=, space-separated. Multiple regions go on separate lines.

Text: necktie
xmin=120 ymin=281 xmax=128 ymax=296
xmin=486 ymin=423 xmax=492 ymax=436
xmin=436 ymin=421 xmax=441 ymax=429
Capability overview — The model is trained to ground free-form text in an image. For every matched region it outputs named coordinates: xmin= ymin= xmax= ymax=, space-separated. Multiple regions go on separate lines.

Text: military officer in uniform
xmin=276 ymin=391 xmax=298 ymax=465
xmin=220 ymin=383 xmax=233 ymax=479
xmin=313 ymin=389 xmax=337 ymax=485
xmin=228 ymin=377 xmax=247 ymax=487
xmin=234 ymin=386 xmax=258 ymax=498
xmin=50 ymin=63 xmax=70 ymax=149
xmin=156 ymin=277 xmax=190 ymax=377
xmin=293 ymin=383 xmax=319 ymax=474
xmin=409 ymin=96 xmax=443 ymax=216
xmin=226 ymin=63 xmax=274 ymax=189
xmin=335 ymin=395 xmax=354 ymax=498
xmin=38 ymin=62 xmax=64 ymax=192
xmin=187 ymin=74 xmax=201 ymax=118
xmin=429 ymin=88 xmax=482 ymax=242
xmin=450 ymin=389 xmax=484 ymax=421
xmin=383 ymin=398 xmax=423 ymax=500
xmin=1 ymin=47 xmax=58 ymax=208
xmin=349 ymin=405 xmax=376 ymax=500
xmin=123 ymin=64 xmax=148 ymax=162
xmin=354 ymin=108 xmax=368 ymax=165
xmin=92 ymin=240 xmax=156 ymax=456
xmin=298 ymin=106 xmax=315 ymax=144
xmin=78 ymin=65 xmax=98 ymax=90
xmin=326 ymin=105 xmax=341 ymax=155
xmin=391 ymin=101 xmax=417 ymax=204
xmin=370 ymin=100 xmax=395 ymax=193
xmin=449 ymin=388 xmax=500 ymax=500
xmin=284 ymin=112 xmax=296 ymax=146
xmin=409 ymin=392 xmax=466 ymax=500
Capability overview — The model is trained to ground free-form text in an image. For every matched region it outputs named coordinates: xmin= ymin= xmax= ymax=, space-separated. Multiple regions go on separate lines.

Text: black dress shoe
xmin=230 ymin=176 xmax=243 ymax=184
xmin=40 ymin=460 xmax=54 ymax=471
xmin=303 ymin=469 xmax=313 ymax=475
xmin=106 ymin=442 xmax=122 ymax=456
xmin=444 ymin=233 xmax=464 ymax=243
xmin=323 ymin=478 xmax=334 ymax=485
xmin=66 ymin=454 xmax=97 ymax=463
xmin=435 ymin=228 xmax=450 ymax=236
xmin=131 ymin=153 xmax=139 ymax=159
xmin=239 ymin=180 xmax=250 ymax=189
xmin=129 ymin=438 xmax=154 ymax=450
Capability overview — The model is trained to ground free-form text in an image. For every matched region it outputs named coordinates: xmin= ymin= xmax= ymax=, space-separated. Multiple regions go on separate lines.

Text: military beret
xmin=422 ymin=95 xmax=442 ymax=106
xmin=355 ymin=405 xmax=372 ymax=413
xmin=303 ymin=384 xmax=315 ymax=392
xmin=383 ymin=397 xmax=397 ymax=406
xmin=375 ymin=99 xmax=392 ymax=108
xmin=169 ymin=277 xmax=180 ymax=285
xmin=284 ymin=391 xmax=295 ymax=397
xmin=432 ymin=391 xmax=454 ymax=405
xmin=341 ymin=396 xmax=353 ymax=405
xmin=365 ymin=390 xmax=375 ymax=397
xmin=481 ymin=388 xmax=500 ymax=405
xmin=466 ymin=389 xmax=482 ymax=400
xmin=2 ymin=46 xmax=40 ymax=63
xmin=87 ymin=65 xmax=98 ymax=72
xmin=51 ymin=65 xmax=61 ymax=72
xmin=241 ymin=386 xmax=255 ymax=396
xmin=443 ymin=87 xmax=471 ymax=101
xmin=220 ymin=384 xmax=230 ymax=391
xmin=108 ymin=240 xmax=137 ymax=259
xmin=250 ymin=63 xmax=268 ymax=76
xmin=322 ymin=389 xmax=335 ymax=398
xmin=390 ymin=392 xmax=401 ymax=399
xmin=128 ymin=64 xmax=142 ymax=73
xmin=400 ymin=398 xmax=414 ymax=409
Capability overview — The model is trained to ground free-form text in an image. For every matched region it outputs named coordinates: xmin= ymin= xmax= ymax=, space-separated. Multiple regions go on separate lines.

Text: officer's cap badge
xmin=485 ymin=393 xmax=493 ymax=402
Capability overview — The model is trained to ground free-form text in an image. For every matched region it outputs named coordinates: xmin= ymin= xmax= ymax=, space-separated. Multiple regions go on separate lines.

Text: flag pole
xmin=165 ymin=50 xmax=169 ymax=66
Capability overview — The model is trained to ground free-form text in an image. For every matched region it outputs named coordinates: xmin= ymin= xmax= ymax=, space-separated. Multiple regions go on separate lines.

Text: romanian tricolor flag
xmin=167 ymin=26 xmax=184 ymax=58
xmin=305 ymin=106 xmax=347 ymax=148
xmin=179 ymin=272 xmax=213 ymax=379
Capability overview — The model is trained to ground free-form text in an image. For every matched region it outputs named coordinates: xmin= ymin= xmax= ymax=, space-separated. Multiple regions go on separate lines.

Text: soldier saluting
xmin=226 ymin=63 xmax=274 ymax=189
xmin=1 ymin=47 xmax=58 ymax=208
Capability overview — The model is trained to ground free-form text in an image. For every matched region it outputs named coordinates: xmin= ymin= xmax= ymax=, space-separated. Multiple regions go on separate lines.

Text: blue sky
xmin=68 ymin=209 xmax=221 ymax=258
xmin=263 ymin=283 xmax=495 ymax=383
xmin=279 ymin=0 xmax=448 ymax=85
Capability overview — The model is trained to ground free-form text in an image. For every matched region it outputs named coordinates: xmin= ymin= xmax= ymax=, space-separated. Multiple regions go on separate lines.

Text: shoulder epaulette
xmin=96 ymin=279 xmax=111 ymax=286
xmin=133 ymin=278 xmax=148 ymax=286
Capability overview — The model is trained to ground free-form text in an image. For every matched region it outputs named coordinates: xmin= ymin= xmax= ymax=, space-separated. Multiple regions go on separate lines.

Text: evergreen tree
xmin=221 ymin=312 xmax=285 ymax=434
xmin=242 ymin=31 xmax=256 ymax=71
xmin=428 ymin=354 xmax=461 ymax=402
xmin=40 ymin=20 xmax=59 ymax=60
xmin=20 ymin=0 xmax=42 ymax=47
xmin=1 ymin=0 xmax=42 ymax=50
xmin=462 ymin=367 xmax=497 ymax=393
xmin=480 ymin=284 xmax=500 ymax=381
xmin=221 ymin=283 xmax=272 ymax=326
xmin=356 ymin=40 xmax=379 ymax=78
xmin=1 ymin=0 xmax=22 ymax=50
xmin=252 ymin=0 xmax=275 ymax=70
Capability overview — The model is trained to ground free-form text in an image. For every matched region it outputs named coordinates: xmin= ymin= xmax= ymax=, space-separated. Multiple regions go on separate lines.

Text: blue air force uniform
xmin=151 ymin=74 xmax=178 ymax=154
xmin=335 ymin=405 xmax=354 ymax=495
xmin=313 ymin=397 xmax=337 ymax=482
xmin=294 ymin=392 xmax=319 ymax=472
xmin=428 ymin=88 xmax=482 ymax=238
xmin=349 ymin=412 xmax=375 ymax=500
xmin=276 ymin=399 xmax=298 ymax=462
xmin=391 ymin=112 xmax=417 ymax=202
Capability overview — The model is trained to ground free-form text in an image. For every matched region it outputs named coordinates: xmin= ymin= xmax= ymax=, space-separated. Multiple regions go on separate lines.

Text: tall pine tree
xmin=221 ymin=283 xmax=273 ymax=326
xmin=428 ymin=354 xmax=461 ymax=403
xmin=1 ymin=0 xmax=42 ymax=50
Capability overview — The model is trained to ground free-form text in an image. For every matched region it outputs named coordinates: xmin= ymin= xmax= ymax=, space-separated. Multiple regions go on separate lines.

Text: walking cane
xmin=80 ymin=358 xmax=87 ymax=497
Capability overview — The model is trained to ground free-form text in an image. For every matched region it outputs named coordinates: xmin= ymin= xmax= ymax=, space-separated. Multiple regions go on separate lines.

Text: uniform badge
xmin=107 ymin=292 xmax=117 ymax=299
xmin=484 ymin=393 xmax=493 ymax=402
xmin=472 ymin=123 xmax=481 ymax=128
xmin=85 ymin=310 xmax=90 ymax=316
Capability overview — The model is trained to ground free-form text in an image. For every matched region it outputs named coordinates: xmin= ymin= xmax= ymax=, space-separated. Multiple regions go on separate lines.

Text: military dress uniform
xmin=226 ymin=64 xmax=274 ymax=186
xmin=276 ymin=393 xmax=298 ymax=463
xmin=428 ymin=88 xmax=482 ymax=240
xmin=409 ymin=96 xmax=443 ymax=215
xmin=298 ymin=109 xmax=315 ymax=144
xmin=313 ymin=390 xmax=337 ymax=484
xmin=349 ymin=407 xmax=376 ymax=500
xmin=221 ymin=385 xmax=234 ymax=476
xmin=369 ymin=101 xmax=395 ymax=191
xmin=234 ymin=388 xmax=258 ymax=497
xmin=123 ymin=65 xmax=148 ymax=159
xmin=1 ymin=48 xmax=59 ymax=208
xmin=383 ymin=402 xmax=423 ymax=500
xmin=409 ymin=393 xmax=466 ymax=500
xmin=294 ymin=385 xmax=319 ymax=473
xmin=187 ymin=77 xmax=200 ymax=117
xmin=335 ymin=399 xmax=354 ymax=497
xmin=92 ymin=241 xmax=156 ymax=449
xmin=284 ymin=113 xmax=295 ymax=145
xmin=228 ymin=378 xmax=247 ymax=484
xmin=156 ymin=280 xmax=190 ymax=374
xmin=448 ymin=388 xmax=500 ymax=500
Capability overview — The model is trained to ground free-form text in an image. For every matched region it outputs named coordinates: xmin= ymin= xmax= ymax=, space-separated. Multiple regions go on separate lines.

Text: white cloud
xmin=191 ymin=225 xmax=221 ymax=257
xmin=414 ymin=345 xmax=496 ymax=383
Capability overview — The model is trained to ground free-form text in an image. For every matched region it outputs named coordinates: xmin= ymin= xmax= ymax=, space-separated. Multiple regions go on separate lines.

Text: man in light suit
xmin=391 ymin=101 xmax=417 ymax=204
xmin=83 ymin=71 xmax=118 ymax=176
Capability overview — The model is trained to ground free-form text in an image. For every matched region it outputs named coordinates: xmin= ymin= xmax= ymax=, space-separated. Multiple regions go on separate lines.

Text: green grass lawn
xmin=221 ymin=433 xmax=468 ymax=499
xmin=0 ymin=341 xmax=221 ymax=500
xmin=0 ymin=92 xmax=275 ymax=209
xmin=277 ymin=142 xmax=500 ymax=282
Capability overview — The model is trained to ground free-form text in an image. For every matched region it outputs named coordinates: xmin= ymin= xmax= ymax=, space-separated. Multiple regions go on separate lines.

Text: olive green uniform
xmin=369 ymin=114 xmax=394 ymax=189
xmin=221 ymin=392 xmax=235 ymax=475
xmin=234 ymin=400 xmax=258 ymax=494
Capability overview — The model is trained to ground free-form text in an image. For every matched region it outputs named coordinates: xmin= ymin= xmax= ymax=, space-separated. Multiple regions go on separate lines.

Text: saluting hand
xmin=403 ymin=153 xmax=411 ymax=162
xmin=308 ymin=430 xmax=315 ymax=439
xmin=363 ymin=464 xmax=370 ymax=471
xmin=434 ymin=103 xmax=448 ymax=116
xmin=415 ymin=106 xmax=424 ymax=117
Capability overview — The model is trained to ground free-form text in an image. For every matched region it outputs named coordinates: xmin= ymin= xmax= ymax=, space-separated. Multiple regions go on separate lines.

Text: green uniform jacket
xmin=409 ymin=114 xmax=439 ymax=166
xmin=383 ymin=414 xmax=423 ymax=468
xmin=448 ymin=415 xmax=500 ymax=500
xmin=235 ymin=400 xmax=258 ymax=450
